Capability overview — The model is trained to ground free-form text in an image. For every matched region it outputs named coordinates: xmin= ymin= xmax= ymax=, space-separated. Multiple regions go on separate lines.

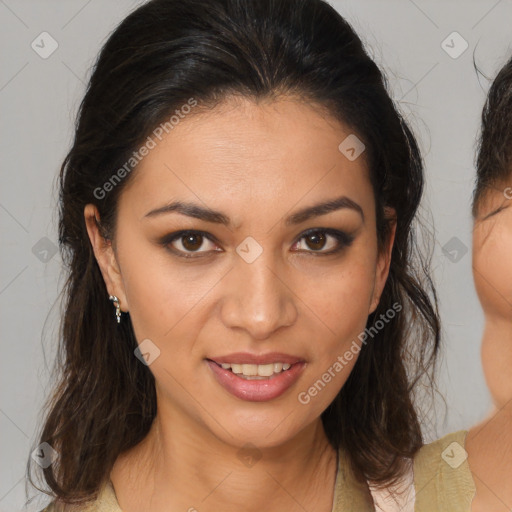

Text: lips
xmin=206 ymin=359 xmax=306 ymax=401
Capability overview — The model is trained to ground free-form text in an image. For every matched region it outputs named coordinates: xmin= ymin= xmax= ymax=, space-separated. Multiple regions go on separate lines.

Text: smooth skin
xmin=85 ymin=95 xmax=395 ymax=512
xmin=467 ymin=184 xmax=512 ymax=512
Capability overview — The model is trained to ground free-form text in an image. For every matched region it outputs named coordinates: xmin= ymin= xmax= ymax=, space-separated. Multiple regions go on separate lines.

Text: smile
xmin=206 ymin=359 xmax=306 ymax=401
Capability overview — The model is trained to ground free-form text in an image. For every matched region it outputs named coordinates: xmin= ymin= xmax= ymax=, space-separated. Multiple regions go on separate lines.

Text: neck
xmin=481 ymin=316 xmax=512 ymax=411
xmin=111 ymin=398 xmax=338 ymax=512
xmin=465 ymin=315 xmax=512 ymax=511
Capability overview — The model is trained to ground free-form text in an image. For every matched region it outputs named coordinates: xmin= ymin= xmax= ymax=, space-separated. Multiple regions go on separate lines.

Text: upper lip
xmin=208 ymin=352 xmax=305 ymax=365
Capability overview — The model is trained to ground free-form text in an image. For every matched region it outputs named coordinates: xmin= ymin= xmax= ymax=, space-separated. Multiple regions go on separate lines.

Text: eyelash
xmin=159 ymin=228 xmax=355 ymax=259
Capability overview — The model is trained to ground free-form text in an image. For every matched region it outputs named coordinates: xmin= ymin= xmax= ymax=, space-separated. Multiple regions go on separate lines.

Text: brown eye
xmin=293 ymin=228 xmax=355 ymax=255
xmin=181 ymin=232 xmax=204 ymax=251
xmin=161 ymin=230 xmax=219 ymax=257
xmin=305 ymin=232 xmax=327 ymax=251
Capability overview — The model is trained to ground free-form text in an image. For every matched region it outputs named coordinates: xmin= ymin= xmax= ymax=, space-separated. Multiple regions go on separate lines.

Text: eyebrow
xmin=143 ymin=195 xmax=364 ymax=226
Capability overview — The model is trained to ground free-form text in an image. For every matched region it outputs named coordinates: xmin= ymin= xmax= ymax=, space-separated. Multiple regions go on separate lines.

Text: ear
xmin=369 ymin=208 xmax=397 ymax=314
xmin=84 ymin=204 xmax=129 ymax=312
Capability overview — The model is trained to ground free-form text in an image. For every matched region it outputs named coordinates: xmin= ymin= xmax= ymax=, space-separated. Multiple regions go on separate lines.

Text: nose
xmin=220 ymin=251 xmax=298 ymax=340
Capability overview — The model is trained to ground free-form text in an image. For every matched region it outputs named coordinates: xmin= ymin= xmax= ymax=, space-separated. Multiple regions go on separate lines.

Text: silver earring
xmin=109 ymin=295 xmax=121 ymax=323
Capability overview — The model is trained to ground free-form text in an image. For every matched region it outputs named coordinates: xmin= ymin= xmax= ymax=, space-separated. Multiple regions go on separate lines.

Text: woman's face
xmin=473 ymin=184 xmax=512 ymax=320
xmin=473 ymin=183 xmax=512 ymax=408
xmin=87 ymin=95 xmax=394 ymax=449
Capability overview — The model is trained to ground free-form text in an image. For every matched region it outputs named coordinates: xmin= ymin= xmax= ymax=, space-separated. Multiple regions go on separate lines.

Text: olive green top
xmin=40 ymin=430 xmax=476 ymax=511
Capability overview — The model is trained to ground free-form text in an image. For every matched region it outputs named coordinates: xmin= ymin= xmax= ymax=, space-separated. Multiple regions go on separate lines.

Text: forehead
xmin=120 ymin=95 xmax=374 ymax=226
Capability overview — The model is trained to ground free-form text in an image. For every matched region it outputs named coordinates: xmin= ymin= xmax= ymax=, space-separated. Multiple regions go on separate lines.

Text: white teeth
xmin=256 ymin=363 xmax=275 ymax=377
xmin=242 ymin=364 xmax=259 ymax=376
xmin=217 ymin=361 xmax=294 ymax=377
xmin=231 ymin=363 xmax=243 ymax=374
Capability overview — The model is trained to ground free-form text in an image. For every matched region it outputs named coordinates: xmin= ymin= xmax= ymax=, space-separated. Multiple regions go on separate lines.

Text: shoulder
xmin=38 ymin=480 xmax=121 ymax=512
xmin=413 ymin=429 xmax=476 ymax=512
xmin=465 ymin=408 xmax=512 ymax=511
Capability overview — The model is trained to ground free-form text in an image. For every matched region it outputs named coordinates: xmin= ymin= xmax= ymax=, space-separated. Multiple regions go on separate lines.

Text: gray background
xmin=1 ymin=0 xmax=511 ymax=510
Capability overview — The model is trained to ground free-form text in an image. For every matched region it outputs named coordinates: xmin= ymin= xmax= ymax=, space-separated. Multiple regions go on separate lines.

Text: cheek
xmin=305 ymin=262 xmax=374 ymax=337
xmin=295 ymin=244 xmax=378 ymax=372
xmin=292 ymin=259 xmax=376 ymax=415
xmin=473 ymin=227 xmax=512 ymax=318
xmin=115 ymin=228 xmax=218 ymax=349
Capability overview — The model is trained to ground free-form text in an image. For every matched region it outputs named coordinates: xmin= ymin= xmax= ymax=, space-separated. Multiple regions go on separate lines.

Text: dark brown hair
xmin=28 ymin=0 xmax=440 ymax=507
xmin=473 ymin=54 xmax=512 ymax=215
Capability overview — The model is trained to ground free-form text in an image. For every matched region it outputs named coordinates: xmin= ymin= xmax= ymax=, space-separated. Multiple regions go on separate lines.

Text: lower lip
xmin=206 ymin=360 xmax=306 ymax=402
